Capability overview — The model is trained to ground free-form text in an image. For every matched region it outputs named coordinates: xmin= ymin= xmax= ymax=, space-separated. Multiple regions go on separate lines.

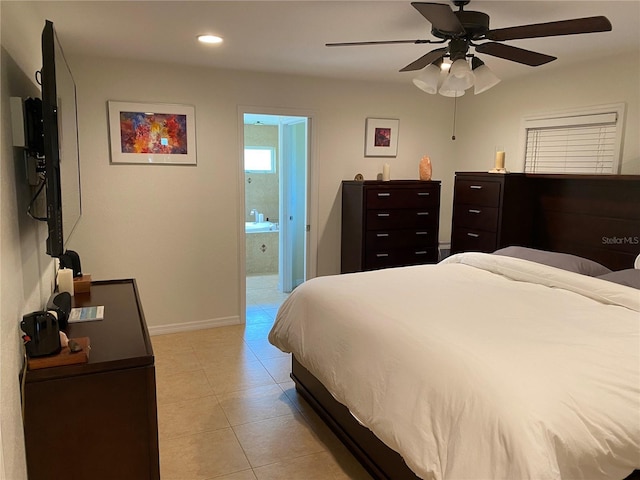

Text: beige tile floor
xmin=151 ymin=275 xmax=373 ymax=480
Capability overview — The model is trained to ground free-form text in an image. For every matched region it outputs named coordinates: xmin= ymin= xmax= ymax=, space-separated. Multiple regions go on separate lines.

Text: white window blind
xmin=523 ymin=106 xmax=623 ymax=174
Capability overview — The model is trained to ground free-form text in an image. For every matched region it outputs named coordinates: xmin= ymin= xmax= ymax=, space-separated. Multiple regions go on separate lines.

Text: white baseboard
xmin=148 ymin=315 xmax=241 ymax=336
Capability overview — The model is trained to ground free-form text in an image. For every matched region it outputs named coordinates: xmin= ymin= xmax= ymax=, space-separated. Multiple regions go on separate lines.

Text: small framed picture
xmin=108 ymin=101 xmax=197 ymax=165
xmin=365 ymin=118 xmax=399 ymax=157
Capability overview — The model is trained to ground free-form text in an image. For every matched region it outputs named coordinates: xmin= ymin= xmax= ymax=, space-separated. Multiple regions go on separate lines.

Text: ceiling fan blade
xmin=475 ymin=42 xmax=556 ymax=66
xmin=326 ymin=39 xmax=430 ymax=47
xmin=400 ymin=47 xmax=447 ymax=72
xmin=411 ymin=2 xmax=465 ymax=35
xmin=486 ymin=16 xmax=612 ymax=41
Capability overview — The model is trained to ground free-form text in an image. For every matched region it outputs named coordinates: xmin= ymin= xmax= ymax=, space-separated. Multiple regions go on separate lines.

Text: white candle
xmin=382 ymin=163 xmax=390 ymax=181
xmin=495 ymin=151 xmax=505 ymax=170
xmin=57 ymin=268 xmax=74 ymax=296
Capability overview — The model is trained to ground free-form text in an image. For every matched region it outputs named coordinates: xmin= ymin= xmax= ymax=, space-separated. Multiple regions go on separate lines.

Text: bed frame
xmin=291 ymin=174 xmax=640 ymax=480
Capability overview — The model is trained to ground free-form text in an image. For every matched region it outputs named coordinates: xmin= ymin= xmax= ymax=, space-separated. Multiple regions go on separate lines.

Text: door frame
xmin=237 ymin=106 xmax=318 ymax=323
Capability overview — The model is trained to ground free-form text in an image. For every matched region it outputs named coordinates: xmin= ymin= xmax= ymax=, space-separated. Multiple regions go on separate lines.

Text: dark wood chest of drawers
xmin=451 ymin=172 xmax=532 ymax=254
xmin=22 ymin=279 xmax=160 ymax=480
xmin=341 ymin=180 xmax=441 ymax=273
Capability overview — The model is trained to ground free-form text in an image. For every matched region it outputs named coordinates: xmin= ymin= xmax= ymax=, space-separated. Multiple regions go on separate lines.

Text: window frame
xmin=518 ymin=103 xmax=625 ymax=174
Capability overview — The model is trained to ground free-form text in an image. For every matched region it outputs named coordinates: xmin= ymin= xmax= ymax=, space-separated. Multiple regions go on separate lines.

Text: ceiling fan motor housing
xmin=432 ymin=10 xmax=490 ymax=40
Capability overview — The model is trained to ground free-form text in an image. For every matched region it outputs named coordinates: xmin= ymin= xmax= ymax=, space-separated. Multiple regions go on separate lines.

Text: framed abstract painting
xmin=108 ymin=101 xmax=196 ymax=165
xmin=364 ymin=118 xmax=399 ymax=157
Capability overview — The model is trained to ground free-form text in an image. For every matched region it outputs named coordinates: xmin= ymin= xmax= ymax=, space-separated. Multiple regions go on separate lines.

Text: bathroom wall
xmin=244 ymin=124 xmax=279 ymax=223
xmin=245 ymin=232 xmax=279 ymax=275
xmin=245 ymin=123 xmax=279 ymax=275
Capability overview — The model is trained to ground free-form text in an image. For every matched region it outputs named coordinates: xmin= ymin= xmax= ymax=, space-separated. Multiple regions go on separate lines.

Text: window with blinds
xmin=523 ymin=104 xmax=624 ymax=174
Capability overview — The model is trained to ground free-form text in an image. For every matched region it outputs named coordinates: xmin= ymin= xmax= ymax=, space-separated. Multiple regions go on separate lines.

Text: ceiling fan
xmin=326 ymin=1 xmax=612 ymax=72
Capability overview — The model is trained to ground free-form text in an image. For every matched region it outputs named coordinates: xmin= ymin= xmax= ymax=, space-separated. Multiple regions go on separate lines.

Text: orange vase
xmin=419 ymin=156 xmax=432 ymax=181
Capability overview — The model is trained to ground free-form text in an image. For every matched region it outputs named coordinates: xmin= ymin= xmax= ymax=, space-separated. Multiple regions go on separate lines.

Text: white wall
xmin=66 ymin=57 xmax=454 ymax=330
xmin=1 ymin=3 xmax=57 ymax=479
xmin=453 ymin=52 xmax=640 ymax=176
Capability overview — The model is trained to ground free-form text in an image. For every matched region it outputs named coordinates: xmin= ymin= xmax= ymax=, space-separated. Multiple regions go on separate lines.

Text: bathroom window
xmin=244 ymin=146 xmax=275 ymax=173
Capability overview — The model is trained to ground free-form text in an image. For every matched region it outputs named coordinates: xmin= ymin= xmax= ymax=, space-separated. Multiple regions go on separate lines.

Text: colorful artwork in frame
xmin=108 ymin=101 xmax=196 ymax=164
xmin=365 ymin=118 xmax=399 ymax=157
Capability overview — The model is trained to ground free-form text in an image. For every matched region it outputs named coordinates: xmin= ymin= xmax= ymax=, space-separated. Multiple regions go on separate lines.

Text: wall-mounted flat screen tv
xmin=40 ymin=20 xmax=81 ymax=257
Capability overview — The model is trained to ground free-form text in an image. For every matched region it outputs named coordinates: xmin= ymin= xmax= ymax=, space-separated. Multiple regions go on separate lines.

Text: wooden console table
xmin=22 ymin=279 xmax=160 ymax=480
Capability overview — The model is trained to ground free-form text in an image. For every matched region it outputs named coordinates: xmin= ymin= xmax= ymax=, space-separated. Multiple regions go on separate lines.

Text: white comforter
xmin=268 ymin=253 xmax=640 ymax=480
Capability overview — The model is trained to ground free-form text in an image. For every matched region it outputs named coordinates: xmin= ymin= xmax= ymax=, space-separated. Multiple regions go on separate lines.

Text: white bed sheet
xmin=268 ymin=252 xmax=640 ymax=480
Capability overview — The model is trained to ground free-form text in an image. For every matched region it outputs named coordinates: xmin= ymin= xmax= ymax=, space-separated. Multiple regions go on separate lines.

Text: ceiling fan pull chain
xmin=451 ymin=95 xmax=457 ymax=141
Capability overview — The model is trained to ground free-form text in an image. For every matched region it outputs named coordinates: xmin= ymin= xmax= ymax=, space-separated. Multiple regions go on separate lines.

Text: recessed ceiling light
xmin=198 ymin=34 xmax=223 ymax=45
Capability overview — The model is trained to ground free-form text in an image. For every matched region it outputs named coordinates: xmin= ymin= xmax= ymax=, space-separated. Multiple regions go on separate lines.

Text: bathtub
xmin=245 ymin=221 xmax=279 ymax=233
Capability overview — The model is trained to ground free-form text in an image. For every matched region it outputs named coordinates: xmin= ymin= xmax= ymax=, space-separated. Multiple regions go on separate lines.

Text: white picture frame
xmin=108 ymin=101 xmax=196 ymax=165
xmin=365 ymin=118 xmax=399 ymax=157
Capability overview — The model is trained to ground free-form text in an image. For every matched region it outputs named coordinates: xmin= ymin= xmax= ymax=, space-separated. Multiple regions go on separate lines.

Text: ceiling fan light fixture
xmin=471 ymin=57 xmax=501 ymax=95
xmin=412 ymin=64 xmax=441 ymax=94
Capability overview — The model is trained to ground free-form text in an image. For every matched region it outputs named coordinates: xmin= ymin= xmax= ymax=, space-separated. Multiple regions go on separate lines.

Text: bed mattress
xmin=268 ymin=253 xmax=640 ymax=480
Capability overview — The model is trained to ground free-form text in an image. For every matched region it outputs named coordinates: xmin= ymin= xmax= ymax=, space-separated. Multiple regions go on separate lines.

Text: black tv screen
xmin=41 ymin=20 xmax=63 ymax=257
xmin=40 ymin=20 xmax=81 ymax=258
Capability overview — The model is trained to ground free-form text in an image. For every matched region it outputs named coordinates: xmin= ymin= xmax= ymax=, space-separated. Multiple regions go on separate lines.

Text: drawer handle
xmin=415 ymin=231 xmax=428 ymax=236
xmin=376 ymin=233 xmax=389 ymax=237
xmin=377 ymin=213 xmax=390 ymax=217
xmin=417 ymin=192 xmax=430 ymax=196
xmin=468 ymin=209 xmax=481 ymax=214
xmin=416 ymin=212 xmax=429 ymax=216
xmin=469 ymin=185 xmax=483 ymax=190
xmin=377 ymin=193 xmax=391 ymax=197
xmin=376 ymin=253 xmax=389 ymax=258
xmin=415 ymin=251 xmax=427 ymax=255
xmin=467 ymin=233 xmax=480 ymax=238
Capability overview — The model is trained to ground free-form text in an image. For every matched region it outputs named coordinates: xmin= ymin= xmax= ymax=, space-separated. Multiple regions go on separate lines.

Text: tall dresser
xmin=341 ymin=180 xmax=441 ymax=273
xmin=451 ymin=172 xmax=532 ymax=254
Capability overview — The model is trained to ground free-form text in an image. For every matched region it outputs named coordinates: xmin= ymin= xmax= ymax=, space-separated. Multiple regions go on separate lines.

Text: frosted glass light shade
xmin=450 ymin=58 xmax=471 ymax=78
xmin=473 ymin=64 xmax=501 ymax=94
xmin=412 ymin=64 xmax=441 ymax=94
xmin=438 ymin=85 xmax=465 ymax=97
xmin=440 ymin=69 xmax=474 ymax=96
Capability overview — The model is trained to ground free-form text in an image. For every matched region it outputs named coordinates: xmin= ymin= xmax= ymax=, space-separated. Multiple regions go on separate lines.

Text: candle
xmin=57 ymin=268 xmax=74 ymax=296
xmin=495 ymin=151 xmax=505 ymax=170
xmin=382 ymin=163 xmax=390 ymax=181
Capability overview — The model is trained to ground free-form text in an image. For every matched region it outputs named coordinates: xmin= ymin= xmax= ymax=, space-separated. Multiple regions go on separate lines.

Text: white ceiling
xmin=32 ymin=1 xmax=640 ymax=85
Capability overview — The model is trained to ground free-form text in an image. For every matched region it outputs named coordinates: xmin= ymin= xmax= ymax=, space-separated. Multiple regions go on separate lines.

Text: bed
xmin=268 ymin=175 xmax=640 ymax=480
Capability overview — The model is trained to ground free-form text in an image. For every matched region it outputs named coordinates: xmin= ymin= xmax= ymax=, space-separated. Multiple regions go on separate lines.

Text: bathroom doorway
xmin=240 ymin=110 xmax=314 ymax=322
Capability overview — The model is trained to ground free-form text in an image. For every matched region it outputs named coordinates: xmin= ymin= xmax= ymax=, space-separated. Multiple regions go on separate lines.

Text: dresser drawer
xmin=451 ymin=227 xmax=497 ymax=253
xmin=453 ymin=205 xmax=499 ymax=231
xmin=366 ymin=187 xmax=438 ymax=209
xmin=366 ymin=228 xmax=437 ymax=250
xmin=365 ymin=247 xmax=438 ymax=270
xmin=366 ymin=208 xmax=438 ymax=230
xmin=454 ymin=180 xmax=501 ymax=207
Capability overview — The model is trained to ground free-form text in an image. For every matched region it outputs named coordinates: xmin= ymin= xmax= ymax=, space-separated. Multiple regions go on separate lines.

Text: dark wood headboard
xmin=527 ymin=174 xmax=640 ymax=271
